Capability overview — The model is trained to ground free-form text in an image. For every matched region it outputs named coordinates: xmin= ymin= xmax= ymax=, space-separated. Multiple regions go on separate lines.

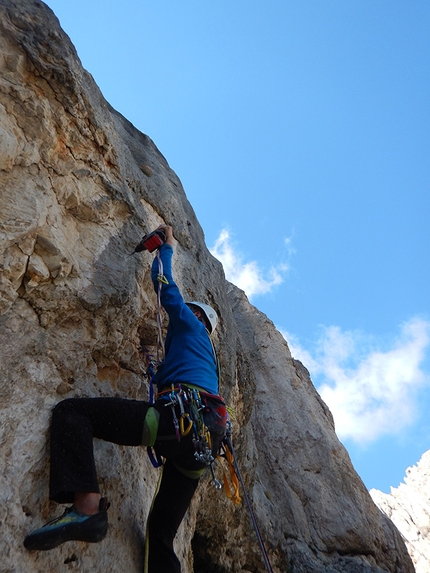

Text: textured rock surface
xmin=371 ymin=450 xmax=430 ymax=573
xmin=0 ymin=1 xmax=414 ymax=572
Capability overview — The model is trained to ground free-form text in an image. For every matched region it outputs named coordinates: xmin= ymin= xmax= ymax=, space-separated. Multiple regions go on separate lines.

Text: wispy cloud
xmin=282 ymin=318 xmax=430 ymax=444
xmin=210 ymin=229 xmax=290 ymax=299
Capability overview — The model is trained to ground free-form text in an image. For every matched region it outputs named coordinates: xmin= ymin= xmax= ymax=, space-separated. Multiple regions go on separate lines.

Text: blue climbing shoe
xmin=24 ymin=498 xmax=109 ymax=551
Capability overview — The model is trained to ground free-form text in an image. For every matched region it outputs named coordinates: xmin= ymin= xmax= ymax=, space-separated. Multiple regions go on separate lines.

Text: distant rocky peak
xmin=370 ymin=450 xmax=430 ymax=573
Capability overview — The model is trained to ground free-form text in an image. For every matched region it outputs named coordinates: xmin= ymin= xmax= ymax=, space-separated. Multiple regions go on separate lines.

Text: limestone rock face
xmin=371 ymin=450 xmax=430 ymax=573
xmin=0 ymin=1 xmax=414 ymax=572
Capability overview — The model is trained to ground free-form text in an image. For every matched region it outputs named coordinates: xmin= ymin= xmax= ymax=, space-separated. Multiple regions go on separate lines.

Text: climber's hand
xmin=156 ymin=224 xmax=174 ymax=246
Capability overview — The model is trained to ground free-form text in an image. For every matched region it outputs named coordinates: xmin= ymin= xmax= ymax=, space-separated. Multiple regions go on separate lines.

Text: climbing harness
xmin=156 ymin=384 xmax=225 ymax=489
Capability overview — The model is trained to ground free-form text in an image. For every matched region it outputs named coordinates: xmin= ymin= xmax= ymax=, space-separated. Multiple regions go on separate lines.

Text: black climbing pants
xmin=49 ymin=397 xmax=211 ymax=573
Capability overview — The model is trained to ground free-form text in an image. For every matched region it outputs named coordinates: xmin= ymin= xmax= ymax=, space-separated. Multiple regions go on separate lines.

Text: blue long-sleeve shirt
xmin=151 ymin=244 xmax=219 ymax=395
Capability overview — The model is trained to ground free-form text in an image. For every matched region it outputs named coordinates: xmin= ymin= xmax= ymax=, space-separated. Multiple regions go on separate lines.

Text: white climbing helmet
xmin=186 ymin=301 xmax=218 ymax=333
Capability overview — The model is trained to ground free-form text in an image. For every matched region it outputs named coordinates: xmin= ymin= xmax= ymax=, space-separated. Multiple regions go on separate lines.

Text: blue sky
xmin=45 ymin=0 xmax=430 ymax=493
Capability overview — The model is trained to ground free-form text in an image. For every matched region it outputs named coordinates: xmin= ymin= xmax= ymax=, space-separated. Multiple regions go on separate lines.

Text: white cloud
xmin=284 ymin=235 xmax=297 ymax=258
xmin=210 ymin=229 xmax=290 ymax=299
xmin=282 ymin=318 xmax=430 ymax=444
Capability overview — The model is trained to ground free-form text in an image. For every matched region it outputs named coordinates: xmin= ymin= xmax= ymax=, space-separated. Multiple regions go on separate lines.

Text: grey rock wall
xmin=0 ymin=1 xmax=415 ymax=572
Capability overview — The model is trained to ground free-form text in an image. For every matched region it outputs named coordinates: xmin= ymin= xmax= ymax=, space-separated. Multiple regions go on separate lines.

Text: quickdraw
xmin=178 ymin=392 xmax=193 ymax=436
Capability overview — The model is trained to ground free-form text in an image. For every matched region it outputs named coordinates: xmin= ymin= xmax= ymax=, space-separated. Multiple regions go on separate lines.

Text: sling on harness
xmin=217 ymin=437 xmax=241 ymax=505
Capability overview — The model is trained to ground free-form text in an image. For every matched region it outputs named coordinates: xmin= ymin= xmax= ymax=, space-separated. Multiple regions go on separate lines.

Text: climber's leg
xmin=147 ymin=460 xmax=200 ymax=573
xmin=49 ymin=397 xmax=149 ymax=503
xmin=24 ymin=397 xmax=150 ymax=551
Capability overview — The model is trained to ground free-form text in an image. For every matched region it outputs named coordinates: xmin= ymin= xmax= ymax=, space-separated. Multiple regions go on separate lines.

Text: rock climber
xmin=24 ymin=224 xmax=227 ymax=573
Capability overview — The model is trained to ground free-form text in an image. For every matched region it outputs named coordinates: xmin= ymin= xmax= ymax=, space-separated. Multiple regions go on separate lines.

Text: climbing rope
xmin=141 ymin=350 xmax=163 ymax=468
xmin=223 ymin=422 xmax=275 ymax=573
xmin=141 ymin=250 xmax=169 ymax=468
xmin=141 ymin=250 xmax=168 ymax=398
xmin=155 ymin=249 xmax=167 ymax=363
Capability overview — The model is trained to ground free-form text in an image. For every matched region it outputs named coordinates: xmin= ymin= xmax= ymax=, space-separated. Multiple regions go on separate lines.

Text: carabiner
xmin=180 ymin=414 xmax=193 ymax=436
